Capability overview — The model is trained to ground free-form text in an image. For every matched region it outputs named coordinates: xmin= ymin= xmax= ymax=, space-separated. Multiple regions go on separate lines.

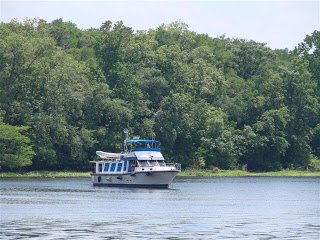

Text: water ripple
xmin=1 ymin=177 xmax=319 ymax=239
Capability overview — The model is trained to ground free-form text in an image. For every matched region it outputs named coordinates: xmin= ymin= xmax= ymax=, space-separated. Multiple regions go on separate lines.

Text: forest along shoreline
xmin=1 ymin=20 xmax=319 ymax=174
xmin=1 ymin=170 xmax=320 ymax=178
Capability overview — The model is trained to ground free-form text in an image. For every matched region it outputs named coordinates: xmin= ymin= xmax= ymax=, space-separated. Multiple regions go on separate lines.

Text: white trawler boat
xmin=90 ymin=132 xmax=181 ymax=188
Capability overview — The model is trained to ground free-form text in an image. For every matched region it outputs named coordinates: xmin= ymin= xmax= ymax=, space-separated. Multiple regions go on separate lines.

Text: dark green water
xmin=1 ymin=177 xmax=319 ymax=239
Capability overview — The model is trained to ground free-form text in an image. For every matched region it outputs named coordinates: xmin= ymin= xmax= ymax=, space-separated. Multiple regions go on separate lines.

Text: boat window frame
xmin=104 ymin=162 xmax=110 ymax=172
xmin=123 ymin=160 xmax=127 ymax=171
xmin=117 ymin=162 xmax=123 ymax=172
xmin=138 ymin=160 xmax=149 ymax=167
xmin=148 ymin=160 xmax=159 ymax=167
xmin=158 ymin=160 xmax=166 ymax=167
xmin=110 ymin=162 xmax=116 ymax=172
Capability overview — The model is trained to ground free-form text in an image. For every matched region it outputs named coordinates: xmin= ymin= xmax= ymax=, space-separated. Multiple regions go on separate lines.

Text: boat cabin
xmin=91 ymin=139 xmax=170 ymax=174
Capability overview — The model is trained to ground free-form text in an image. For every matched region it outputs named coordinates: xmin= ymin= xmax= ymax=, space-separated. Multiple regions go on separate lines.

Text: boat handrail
xmin=133 ymin=147 xmax=161 ymax=152
xmin=166 ymin=163 xmax=181 ymax=171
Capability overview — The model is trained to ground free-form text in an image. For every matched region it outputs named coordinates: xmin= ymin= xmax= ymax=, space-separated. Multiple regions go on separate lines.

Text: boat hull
xmin=91 ymin=170 xmax=179 ymax=188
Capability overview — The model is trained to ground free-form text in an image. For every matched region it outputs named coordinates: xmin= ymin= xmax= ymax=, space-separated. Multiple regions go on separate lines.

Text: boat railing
xmin=166 ymin=163 xmax=181 ymax=171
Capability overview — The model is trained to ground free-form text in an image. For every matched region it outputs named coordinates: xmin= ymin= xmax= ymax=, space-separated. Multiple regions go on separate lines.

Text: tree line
xmin=0 ymin=19 xmax=319 ymax=172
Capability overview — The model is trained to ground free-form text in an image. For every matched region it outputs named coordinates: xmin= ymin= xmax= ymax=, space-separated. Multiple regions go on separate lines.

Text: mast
xmin=123 ymin=128 xmax=129 ymax=153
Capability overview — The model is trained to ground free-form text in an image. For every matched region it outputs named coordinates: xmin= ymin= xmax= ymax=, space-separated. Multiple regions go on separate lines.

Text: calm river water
xmin=0 ymin=177 xmax=319 ymax=239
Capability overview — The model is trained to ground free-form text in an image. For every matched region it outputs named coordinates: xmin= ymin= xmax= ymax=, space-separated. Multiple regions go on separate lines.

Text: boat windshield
xmin=126 ymin=139 xmax=160 ymax=151
xmin=148 ymin=160 xmax=158 ymax=167
xmin=138 ymin=160 xmax=166 ymax=167
xmin=158 ymin=160 xmax=166 ymax=167
xmin=138 ymin=160 xmax=149 ymax=167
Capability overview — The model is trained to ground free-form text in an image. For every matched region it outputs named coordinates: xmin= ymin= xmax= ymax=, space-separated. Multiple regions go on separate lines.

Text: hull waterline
xmin=91 ymin=171 xmax=179 ymax=188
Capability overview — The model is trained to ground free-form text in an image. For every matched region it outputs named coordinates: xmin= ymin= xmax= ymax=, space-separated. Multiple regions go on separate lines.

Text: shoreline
xmin=1 ymin=170 xmax=320 ymax=178
xmin=179 ymin=169 xmax=320 ymax=177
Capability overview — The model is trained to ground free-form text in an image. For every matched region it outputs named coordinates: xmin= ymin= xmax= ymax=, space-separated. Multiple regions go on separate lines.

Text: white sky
xmin=1 ymin=0 xmax=319 ymax=50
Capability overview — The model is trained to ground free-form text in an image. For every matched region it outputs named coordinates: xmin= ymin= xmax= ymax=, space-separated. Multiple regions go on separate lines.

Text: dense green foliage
xmin=0 ymin=19 xmax=319 ymax=171
xmin=0 ymin=119 xmax=35 ymax=170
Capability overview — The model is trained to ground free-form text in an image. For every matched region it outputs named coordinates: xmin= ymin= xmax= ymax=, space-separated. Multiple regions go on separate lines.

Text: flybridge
xmin=125 ymin=139 xmax=161 ymax=152
xmin=134 ymin=151 xmax=164 ymax=160
xmin=126 ymin=139 xmax=160 ymax=143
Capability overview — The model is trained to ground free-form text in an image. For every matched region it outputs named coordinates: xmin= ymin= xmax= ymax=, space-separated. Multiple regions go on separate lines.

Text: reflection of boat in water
xmin=90 ymin=135 xmax=181 ymax=188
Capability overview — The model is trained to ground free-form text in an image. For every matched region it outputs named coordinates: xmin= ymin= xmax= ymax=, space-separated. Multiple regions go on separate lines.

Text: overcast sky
xmin=1 ymin=0 xmax=319 ymax=50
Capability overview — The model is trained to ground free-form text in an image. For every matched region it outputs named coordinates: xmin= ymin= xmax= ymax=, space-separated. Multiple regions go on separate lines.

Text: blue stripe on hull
xmin=93 ymin=183 xmax=169 ymax=189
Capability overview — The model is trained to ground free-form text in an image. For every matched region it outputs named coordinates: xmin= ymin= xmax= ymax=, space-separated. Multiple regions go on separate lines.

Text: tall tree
xmin=0 ymin=119 xmax=35 ymax=170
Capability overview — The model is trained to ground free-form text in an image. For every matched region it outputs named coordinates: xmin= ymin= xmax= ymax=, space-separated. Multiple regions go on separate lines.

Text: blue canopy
xmin=126 ymin=139 xmax=160 ymax=144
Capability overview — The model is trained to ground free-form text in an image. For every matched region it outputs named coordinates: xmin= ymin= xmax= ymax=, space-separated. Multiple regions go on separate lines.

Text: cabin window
xmin=158 ymin=160 xmax=166 ymax=167
xmin=148 ymin=161 xmax=158 ymax=167
xmin=104 ymin=163 xmax=110 ymax=172
xmin=123 ymin=161 xmax=127 ymax=171
xmin=110 ymin=162 xmax=116 ymax=172
xmin=138 ymin=160 xmax=149 ymax=167
xmin=117 ymin=162 xmax=123 ymax=172
xmin=98 ymin=163 xmax=103 ymax=172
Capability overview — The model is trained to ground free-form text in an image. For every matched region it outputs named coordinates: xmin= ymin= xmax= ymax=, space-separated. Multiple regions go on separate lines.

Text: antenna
xmin=123 ymin=128 xmax=129 ymax=139
xmin=123 ymin=128 xmax=129 ymax=152
xmin=151 ymin=133 xmax=155 ymax=148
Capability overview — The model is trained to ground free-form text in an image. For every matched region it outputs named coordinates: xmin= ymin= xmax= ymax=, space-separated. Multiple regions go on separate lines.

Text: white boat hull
xmin=91 ymin=170 xmax=179 ymax=188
